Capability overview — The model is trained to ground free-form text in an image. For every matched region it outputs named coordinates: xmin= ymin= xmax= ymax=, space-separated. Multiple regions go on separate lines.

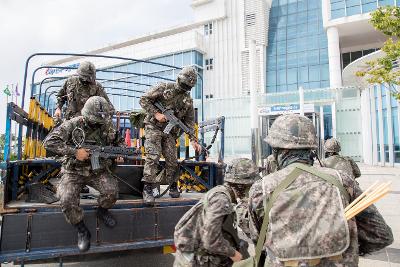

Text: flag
xmin=14 ymin=84 xmax=20 ymax=96
xmin=3 ymin=85 xmax=11 ymax=96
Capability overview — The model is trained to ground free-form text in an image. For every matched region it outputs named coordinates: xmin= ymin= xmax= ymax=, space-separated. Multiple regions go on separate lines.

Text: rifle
xmin=153 ymin=101 xmax=208 ymax=157
xmin=78 ymin=144 xmax=143 ymax=171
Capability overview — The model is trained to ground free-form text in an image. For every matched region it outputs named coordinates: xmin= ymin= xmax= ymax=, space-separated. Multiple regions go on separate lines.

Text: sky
xmin=0 ymin=0 xmax=194 ymax=134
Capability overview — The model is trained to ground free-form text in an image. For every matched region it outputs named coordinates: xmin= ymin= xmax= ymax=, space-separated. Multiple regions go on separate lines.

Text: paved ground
xmin=3 ymin=163 xmax=399 ymax=266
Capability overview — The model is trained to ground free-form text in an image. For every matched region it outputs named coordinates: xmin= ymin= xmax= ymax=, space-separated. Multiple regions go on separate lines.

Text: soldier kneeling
xmin=44 ymin=96 xmax=124 ymax=252
xmin=174 ymin=158 xmax=260 ymax=267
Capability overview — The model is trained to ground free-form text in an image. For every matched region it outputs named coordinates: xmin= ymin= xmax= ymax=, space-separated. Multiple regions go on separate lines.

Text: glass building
xmin=34 ymin=50 xmax=203 ymax=115
xmin=266 ymin=0 xmax=330 ymax=93
xmin=331 ymin=0 xmax=400 ymax=19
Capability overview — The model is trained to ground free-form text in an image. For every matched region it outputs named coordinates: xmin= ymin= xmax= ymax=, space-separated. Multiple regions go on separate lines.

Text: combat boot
xmin=143 ymin=183 xmax=155 ymax=205
xmin=169 ymin=182 xmax=180 ymax=198
xmin=97 ymin=207 xmax=116 ymax=228
xmin=74 ymin=221 xmax=91 ymax=252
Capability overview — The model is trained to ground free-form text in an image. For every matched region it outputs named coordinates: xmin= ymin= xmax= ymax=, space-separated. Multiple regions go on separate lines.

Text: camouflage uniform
xmin=263 ymin=154 xmax=278 ymax=176
xmin=56 ymin=62 xmax=114 ymax=120
xmin=44 ymin=116 xmax=123 ymax=225
xmin=248 ymin=114 xmax=393 ymax=267
xmin=174 ymin=158 xmax=260 ymax=267
xmin=139 ymin=67 xmax=196 ymax=198
xmin=322 ymin=138 xmax=361 ymax=179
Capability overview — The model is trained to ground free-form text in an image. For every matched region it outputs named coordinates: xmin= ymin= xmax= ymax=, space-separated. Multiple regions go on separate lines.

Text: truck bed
xmin=0 ymin=187 xmax=202 ymax=264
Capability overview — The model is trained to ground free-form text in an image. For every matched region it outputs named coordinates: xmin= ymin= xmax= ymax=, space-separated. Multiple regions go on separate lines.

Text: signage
xmin=259 ymin=103 xmax=315 ymax=116
xmin=45 ymin=63 xmax=80 ymax=76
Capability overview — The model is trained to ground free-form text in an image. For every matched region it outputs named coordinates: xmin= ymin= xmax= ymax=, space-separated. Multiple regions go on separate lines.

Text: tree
xmin=355 ymin=6 xmax=400 ymax=100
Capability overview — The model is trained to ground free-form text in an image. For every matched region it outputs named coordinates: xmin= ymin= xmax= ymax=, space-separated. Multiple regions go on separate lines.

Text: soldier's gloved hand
xmin=230 ymin=250 xmax=243 ymax=262
xmin=54 ymin=108 xmax=62 ymax=118
xmin=154 ymin=112 xmax=167 ymax=122
xmin=191 ymin=141 xmax=202 ymax=153
xmin=76 ymin=148 xmax=90 ymax=161
xmin=115 ymin=157 xmax=124 ymax=163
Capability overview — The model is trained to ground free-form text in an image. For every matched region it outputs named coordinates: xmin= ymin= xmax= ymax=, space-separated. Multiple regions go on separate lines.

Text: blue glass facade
xmin=331 ymin=0 xmax=399 ymax=20
xmin=266 ymin=0 xmax=330 ymax=93
xmin=34 ymin=50 xmax=203 ymax=114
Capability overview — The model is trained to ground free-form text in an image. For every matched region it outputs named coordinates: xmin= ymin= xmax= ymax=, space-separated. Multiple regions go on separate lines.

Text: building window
xmin=245 ymin=13 xmax=256 ymax=26
xmin=205 ymin=58 xmax=214 ymax=70
xmin=204 ymin=23 xmax=213 ymax=35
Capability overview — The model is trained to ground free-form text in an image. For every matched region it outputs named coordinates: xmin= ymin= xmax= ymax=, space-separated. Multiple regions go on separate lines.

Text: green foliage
xmin=356 ymin=6 xmax=400 ymax=101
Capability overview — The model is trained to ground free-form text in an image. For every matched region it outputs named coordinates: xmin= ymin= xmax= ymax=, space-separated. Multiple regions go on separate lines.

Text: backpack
xmin=233 ymin=163 xmax=350 ymax=267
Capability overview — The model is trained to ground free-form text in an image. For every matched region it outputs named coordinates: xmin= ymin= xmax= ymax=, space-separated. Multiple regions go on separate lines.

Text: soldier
xmin=248 ymin=114 xmax=393 ymax=267
xmin=139 ymin=66 xmax=202 ymax=204
xmin=323 ymin=138 xmax=361 ymax=179
xmin=54 ymin=61 xmax=114 ymax=120
xmin=44 ymin=96 xmax=123 ymax=252
xmin=174 ymin=158 xmax=260 ymax=267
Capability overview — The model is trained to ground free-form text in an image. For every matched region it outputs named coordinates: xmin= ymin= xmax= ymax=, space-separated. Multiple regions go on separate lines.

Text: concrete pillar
xmin=376 ymin=86 xmax=385 ymax=166
xmin=385 ymin=88 xmax=394 ymax=166
xmin=299 ymin=86 xmax=305 ymax=116
xmin=320 ymin=105 xmax=325 ymax=141
xmin=370 ymin=87 xmax=378 ymax=165
xmin=360 ymin=88 xmax=373 ymax=164
xmin=332 ymin=101 xmax=337 ymax=138
xmin=249 ymin=39 xmax=260 ymax=164
xmin=327 ymin=27 xmax=342 ymax=88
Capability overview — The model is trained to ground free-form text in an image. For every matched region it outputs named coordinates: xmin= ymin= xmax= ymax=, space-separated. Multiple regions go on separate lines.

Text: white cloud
xmin=0 ymin=0 xmax=193 ymax=134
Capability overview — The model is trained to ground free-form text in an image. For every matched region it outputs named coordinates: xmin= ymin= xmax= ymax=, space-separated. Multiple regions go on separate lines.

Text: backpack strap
xmin=254 ymin=163 xmax=350 ymax=266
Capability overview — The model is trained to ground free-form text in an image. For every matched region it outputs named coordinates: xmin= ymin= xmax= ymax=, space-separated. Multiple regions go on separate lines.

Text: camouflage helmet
xmin=81 ymin=96 xmax=111 ymax=124
xmin=177 ymin=66 xmax=197 ymax=89
xmin=265 ymin=114 xmax=318 ymax=149
xmin=77 ymin=61 xmax=96 ymax=84
xmin=224 ymin=158 xmax=261 ymax=185
xmin=324 ymin=138 xmax=341 ymax=153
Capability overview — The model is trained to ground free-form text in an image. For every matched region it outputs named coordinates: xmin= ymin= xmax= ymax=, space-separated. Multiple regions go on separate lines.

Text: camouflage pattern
xmin=263 ymin=154 xmax=278 ymax=175
xmin=224 ymin=158 xmax=261 ymax=185
xmin=248 ymin=164 xmax=393 ymax=267
xmin=323 ymin=155 xmax=361 ymax=179
xmin=142 ymin=124 xmax=178 ymax=184
xmin=265 ymin=114 xmax=318 ymax=149
xmin=44 ymin=115 xmax=124 ymax=225
xmin=77 ymin=61 xmax=96 ymax=84
xmin=56 ymin=76 xmax=114 ymax=120
xmin=177 ymin=66 xmax=198 ymax=89
xmin=174 ymin=185 xmax=237 ymax=267
xmin=140 ymin=81 xmax=195 ymax=184
xmin=57 ymin=172 xmax=118 ymax=224
xmin=324 ymin=138 xmax=342 ymax=153
xmin=81 ymin=96 xmax=112 ymax=124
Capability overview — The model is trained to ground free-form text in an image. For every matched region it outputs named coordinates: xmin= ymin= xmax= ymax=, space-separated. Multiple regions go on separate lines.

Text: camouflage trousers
xmin=142 ymin=124 xmax=178 ymax=184
xmin=174 ymin=251 xmax=232 ymax=267
xmin=57 ymin=171 xmax=118 ymax=225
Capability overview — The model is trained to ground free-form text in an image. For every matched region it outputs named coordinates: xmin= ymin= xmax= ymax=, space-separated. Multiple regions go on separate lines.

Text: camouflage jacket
xmin=139 ymin=82 xmax=195 ymax=139
xmin=43 ymin=116 xmax=124 ymax=176
xmin=323 ymin=155 xmax=361 ymax=179
xmin=248 ymin=163 xmax=392 ymax=267
xmin=174 ymin=185 xmax=237 ymax=258
xmin=56 ymin=76 xmax=114 ymax=120
xmin=263 ymin=154 xmax=278 ymax=176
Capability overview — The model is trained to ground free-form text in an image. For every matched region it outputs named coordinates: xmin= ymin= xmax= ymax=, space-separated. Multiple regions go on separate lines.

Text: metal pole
xmin=249 ymin=40 xmax=260 ymax=164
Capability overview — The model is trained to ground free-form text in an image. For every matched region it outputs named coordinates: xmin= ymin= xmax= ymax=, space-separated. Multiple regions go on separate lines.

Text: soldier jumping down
xmin=44 ymin=96 xmax=123 ymax=252
xmin=139 ymin=66 xmax=202 ymax=204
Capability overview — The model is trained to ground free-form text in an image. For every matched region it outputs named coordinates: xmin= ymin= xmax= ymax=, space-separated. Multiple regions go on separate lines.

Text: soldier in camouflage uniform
xmin=248 ymin=114 xmax=393 ymax=267
xmin=54 ymin=61 xmax=114 ymax=120
xmin=174 ymin=158 xmax=260 ymax=267
xmin=139 ymin=66 xmax=202 ymax=204
xmin=322 ymin=138 xmax=361 ymax=179
xmin=44 ymin=96 xmax=124 ymax=252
